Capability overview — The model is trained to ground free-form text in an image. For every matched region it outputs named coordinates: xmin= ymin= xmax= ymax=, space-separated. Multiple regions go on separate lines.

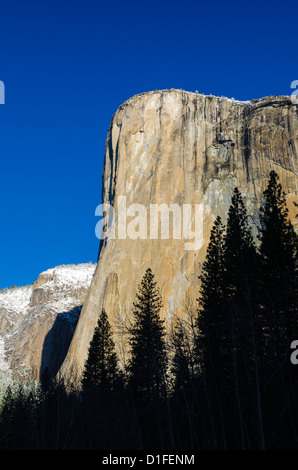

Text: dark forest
xmin=0 ymin=171 xmax=297 ymax=450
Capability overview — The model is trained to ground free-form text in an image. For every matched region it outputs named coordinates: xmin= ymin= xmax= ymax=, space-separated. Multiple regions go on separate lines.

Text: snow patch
xmin=39 ymin=263 xmax=95 ymax=290
xmin=0 ymin=284 xmax=33 ymax=317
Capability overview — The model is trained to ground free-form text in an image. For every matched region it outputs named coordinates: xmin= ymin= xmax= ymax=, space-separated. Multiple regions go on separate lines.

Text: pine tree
xmin=171 ymin=317 xmax=195 ymax=393
xmin=81 ymin=309 xmax=119 ymax=393
xmin=223 ymin=187 xmax=260 ymax=448
xmin=196 ymin=192 xmax=261 ymax=448
xmin=224 ymin=187 xmax=255 ymax=297
xmin=195 ymin=216 xmax=232 ymax=448
xmin=127 ymin=268 xmax=167 ymax=403
xmin=256 ymin=171 xmax=298 ymax=448
xmin=258 ymin=170 xmax=298 ymax=350
xmin=196 ymin=216 xmax=226 ymax=378
xmin=223 ymin=187 xmax=258 ymax=357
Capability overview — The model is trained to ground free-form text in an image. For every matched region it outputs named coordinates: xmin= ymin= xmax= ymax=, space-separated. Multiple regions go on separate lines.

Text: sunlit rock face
xmin=0 ymin=264 xmax=95 ymax=382
xmin=60 ymin=89 xmax=298 ymax=381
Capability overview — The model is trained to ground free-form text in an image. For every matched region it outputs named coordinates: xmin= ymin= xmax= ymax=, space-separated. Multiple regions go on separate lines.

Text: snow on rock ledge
xmin=0 ymin=263 xmax=96 ymax=383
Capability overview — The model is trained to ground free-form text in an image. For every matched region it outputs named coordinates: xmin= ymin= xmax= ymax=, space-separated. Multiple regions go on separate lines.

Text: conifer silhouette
xmin=127 ymin=268 xmax=167 ymax=402
xmin=82 ymin=309 xmax=119 ymax=392
xmin=258 ymin=170 xmax=298 ymax=348
xmin=196 ymin=216 xmax=226 ymax=378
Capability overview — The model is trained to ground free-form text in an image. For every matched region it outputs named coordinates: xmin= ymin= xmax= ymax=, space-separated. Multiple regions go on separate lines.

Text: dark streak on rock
xmin=149 ymin=92 xmax=164 ymax=201
xmin=243 ymin=105 xmax=251 ymax=182
xmin=193 ymin=97 xmax=198 ymax=180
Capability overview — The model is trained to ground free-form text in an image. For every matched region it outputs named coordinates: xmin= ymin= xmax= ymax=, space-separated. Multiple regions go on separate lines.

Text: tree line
xmin=0 ymin=170 xmax=297 ymax=450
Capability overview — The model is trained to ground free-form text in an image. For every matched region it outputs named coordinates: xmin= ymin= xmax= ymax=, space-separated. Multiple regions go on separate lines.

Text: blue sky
xmin=0 ymin=0 xmax=297 ymax=288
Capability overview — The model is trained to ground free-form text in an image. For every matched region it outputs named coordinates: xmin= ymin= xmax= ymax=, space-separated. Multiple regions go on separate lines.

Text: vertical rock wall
xmin=60 ymin=89 xmax=298 ymax=381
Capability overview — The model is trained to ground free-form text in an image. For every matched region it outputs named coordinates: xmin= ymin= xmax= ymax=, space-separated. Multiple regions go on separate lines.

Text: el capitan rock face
xmin=60 ymin=89 xmax=298 ymax=381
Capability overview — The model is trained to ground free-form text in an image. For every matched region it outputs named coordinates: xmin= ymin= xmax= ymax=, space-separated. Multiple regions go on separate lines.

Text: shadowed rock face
xmin=60 ymin=89 xmax=298 ymax=382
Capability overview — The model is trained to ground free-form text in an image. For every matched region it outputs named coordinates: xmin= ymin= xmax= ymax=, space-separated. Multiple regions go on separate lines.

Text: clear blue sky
xmin=0 ymin=0 xmax=297 ymax=288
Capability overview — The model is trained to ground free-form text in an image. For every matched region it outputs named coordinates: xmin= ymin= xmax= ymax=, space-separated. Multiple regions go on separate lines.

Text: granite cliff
xmin=0 ymin=263 xmax=95 ymax=383
xmin=52 ymin=90 xmax=298 ymax=380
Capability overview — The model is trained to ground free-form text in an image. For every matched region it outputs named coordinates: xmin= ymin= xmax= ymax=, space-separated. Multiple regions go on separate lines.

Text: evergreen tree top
xmin=81 ymin=308 xmax=119 ymax=392
xmin=133 ymin=268 xmax=163 ymax=318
